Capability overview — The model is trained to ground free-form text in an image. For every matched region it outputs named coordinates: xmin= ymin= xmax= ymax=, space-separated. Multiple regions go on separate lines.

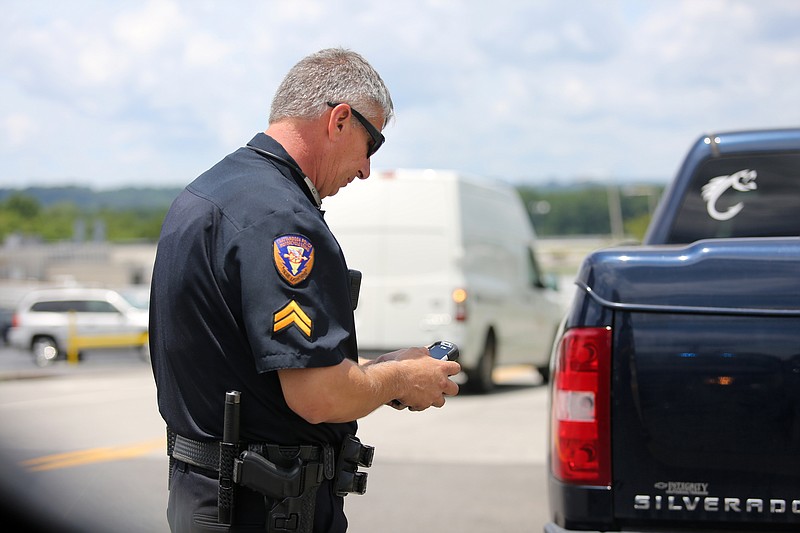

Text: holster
xmin=234 ymin=444 xmax=334 ymax=533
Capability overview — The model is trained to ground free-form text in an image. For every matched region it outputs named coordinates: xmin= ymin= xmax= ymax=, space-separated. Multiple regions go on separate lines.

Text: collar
xmin=244 ymin=133 xmax=322 ymax=209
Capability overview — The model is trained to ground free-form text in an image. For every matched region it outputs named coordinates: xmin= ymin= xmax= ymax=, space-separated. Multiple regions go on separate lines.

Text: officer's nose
xmin=358 ymin=160 xmax=371 ymax=180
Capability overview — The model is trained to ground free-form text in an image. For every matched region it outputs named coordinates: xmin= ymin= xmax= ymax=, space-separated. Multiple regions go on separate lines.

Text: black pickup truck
xmin=546 ymin=128 xmax=800 ymax=532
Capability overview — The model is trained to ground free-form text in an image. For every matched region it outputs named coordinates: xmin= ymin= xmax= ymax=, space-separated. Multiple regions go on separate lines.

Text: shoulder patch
xmin=273 ymin=300 xmax=312 ymax=338
xmin=273 ymin=234 xmax=315 ymax=285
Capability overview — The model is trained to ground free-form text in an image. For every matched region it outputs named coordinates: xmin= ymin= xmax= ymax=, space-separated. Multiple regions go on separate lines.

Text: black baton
xmin=218 ymin=390 xmax=241 ymax=525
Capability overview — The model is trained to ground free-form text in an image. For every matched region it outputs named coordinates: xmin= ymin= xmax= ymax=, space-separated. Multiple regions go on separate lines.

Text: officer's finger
xmin=444 ymin=381 xmax=459 ymax=397
xmin=444 ymin=361 xmax=461 ymax=376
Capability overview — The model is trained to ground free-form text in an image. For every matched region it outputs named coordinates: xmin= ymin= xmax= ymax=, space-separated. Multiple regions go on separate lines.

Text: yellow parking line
xmin=21 ymin=438 xmax=165 ymax=472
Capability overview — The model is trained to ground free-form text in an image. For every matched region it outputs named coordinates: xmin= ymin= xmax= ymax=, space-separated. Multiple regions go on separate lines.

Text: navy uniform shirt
xmin=150 ymin=133 xmax=358 ymax=446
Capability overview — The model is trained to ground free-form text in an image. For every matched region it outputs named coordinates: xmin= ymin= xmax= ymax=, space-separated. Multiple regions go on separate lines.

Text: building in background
xmin=0 ymin=240 xmax=156 ymax=312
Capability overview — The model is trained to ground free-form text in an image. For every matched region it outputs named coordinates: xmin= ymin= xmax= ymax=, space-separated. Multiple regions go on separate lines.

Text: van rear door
xmin=325 ymin=171 xmax=461 ymax=353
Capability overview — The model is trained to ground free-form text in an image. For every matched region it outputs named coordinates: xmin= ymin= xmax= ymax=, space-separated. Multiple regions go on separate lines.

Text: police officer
xmin=149 ymin=48 xmax=461 ymax=533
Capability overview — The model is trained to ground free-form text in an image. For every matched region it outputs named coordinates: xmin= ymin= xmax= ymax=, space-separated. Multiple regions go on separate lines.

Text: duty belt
xmin=171 ymin=433 xmax=326 ymax=474
xmin=167 ymin=429 xmax=374 ymax=496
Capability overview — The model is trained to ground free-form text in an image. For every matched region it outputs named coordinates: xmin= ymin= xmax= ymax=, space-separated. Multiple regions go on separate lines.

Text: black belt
xmin=172 ymin=432 xmax=330 ymax=475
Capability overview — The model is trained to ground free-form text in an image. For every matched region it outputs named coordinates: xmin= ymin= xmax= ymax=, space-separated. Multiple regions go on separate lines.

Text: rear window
xmin=30 ymin=300 xmax=119 ymax=313
xmin=666 ymin=153 xmax=800 ymax=244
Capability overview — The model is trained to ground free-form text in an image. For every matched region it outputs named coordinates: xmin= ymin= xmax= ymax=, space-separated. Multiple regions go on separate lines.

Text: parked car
xmin=324 ymin=168 xmax=566 ymax=392
xmin=7 ymin=287 xmax=150 ymax=366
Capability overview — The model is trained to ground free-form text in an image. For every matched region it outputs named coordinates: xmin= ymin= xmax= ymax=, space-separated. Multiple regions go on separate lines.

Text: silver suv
xmin=7 ymin=287 xmax=150 ymax=366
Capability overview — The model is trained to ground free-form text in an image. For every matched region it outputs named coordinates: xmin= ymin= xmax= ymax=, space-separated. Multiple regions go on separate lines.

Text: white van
xmin=323 ymin=169 xmax=565 ymax=392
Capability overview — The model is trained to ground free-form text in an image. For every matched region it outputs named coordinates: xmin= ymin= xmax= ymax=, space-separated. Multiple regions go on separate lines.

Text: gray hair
xmin=269 ymin=48 xmax=394 ymax=127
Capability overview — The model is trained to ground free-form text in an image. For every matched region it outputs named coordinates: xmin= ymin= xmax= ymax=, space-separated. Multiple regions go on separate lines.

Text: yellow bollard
xmin=66 ymin=311 xmax=80 ymax=364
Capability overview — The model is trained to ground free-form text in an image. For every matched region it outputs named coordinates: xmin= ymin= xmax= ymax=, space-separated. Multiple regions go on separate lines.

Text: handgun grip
xmin=233 ymin=451 xmax=303 ymax=499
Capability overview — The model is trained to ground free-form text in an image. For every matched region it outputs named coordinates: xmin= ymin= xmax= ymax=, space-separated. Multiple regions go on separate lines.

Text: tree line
xmin=0 ymin=183 xmax=664 ymax=244
xmin=516 ymin=183 xmax=664 ymax=241
xmin=0 ymin=193 xmax=165 ymax=243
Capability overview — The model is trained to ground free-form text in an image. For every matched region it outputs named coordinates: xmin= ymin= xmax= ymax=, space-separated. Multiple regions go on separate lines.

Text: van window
xmin=527 ymin=248 xmax=543 ymax=288
xmin=666 ymin=153 xmax=800 ymax=244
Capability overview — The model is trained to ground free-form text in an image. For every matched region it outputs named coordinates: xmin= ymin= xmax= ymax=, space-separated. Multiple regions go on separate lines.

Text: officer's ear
xmin=327 ymin=103 xmax=352 ymax=137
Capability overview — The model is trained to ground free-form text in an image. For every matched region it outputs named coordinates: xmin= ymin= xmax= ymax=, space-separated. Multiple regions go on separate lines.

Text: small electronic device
xmin=427 ymin=341 xmax=459 ymax=361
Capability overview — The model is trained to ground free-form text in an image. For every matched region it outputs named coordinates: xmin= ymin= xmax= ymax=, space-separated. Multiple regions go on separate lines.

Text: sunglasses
xmin=327 ymin=102 xmax=385 ymax=158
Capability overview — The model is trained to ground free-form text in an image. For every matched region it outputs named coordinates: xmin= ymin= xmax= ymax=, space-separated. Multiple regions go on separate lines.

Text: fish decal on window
xmin=701 ymin=169 xmax=757 ymax=221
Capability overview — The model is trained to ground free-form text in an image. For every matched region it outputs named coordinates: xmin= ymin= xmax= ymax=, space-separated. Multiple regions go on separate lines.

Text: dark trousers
xmin=167 ymin=461 xmax=347 ymax=533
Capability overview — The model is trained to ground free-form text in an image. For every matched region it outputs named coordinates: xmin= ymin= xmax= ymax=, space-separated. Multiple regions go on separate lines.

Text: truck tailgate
xmin=580 ymin=237 xmax=800 ymax=529
xmin=613 ymin=312 xmax=800 ymax=528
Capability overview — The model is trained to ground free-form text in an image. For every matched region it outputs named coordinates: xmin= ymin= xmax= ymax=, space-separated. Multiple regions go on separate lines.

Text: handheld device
xmin=427 ymin=340 xmax=459 ymax=361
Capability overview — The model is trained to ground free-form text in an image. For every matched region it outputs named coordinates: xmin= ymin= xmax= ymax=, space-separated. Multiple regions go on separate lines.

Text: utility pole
xmin=607 ymin=184 xmax=624 ymax=241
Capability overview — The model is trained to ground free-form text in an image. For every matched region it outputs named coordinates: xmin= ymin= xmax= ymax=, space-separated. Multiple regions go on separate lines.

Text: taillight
xmin=551 ymin=326 xmax=611 ymax=486
xmin=11 ymin=313 xmax=19 ymax=328
xmin=452 ymin=288 xmax=467 ymax=322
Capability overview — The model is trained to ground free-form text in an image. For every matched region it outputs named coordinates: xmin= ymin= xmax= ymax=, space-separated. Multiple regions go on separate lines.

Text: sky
xmin=1 ymin=0 xmax=799 ymax=190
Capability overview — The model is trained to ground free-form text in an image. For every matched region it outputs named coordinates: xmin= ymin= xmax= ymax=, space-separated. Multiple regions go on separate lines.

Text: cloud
xmin=0 ymin=0 xmax=798 ymax=189
xmin=2 ymin=113 xmax=37 ymax=149
xmin=113 ymin=0 xmax=185 ymax=54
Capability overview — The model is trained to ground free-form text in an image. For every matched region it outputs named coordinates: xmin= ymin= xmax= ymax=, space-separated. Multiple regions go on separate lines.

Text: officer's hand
xmin=389 ymin=347 xmax=460 ymax=411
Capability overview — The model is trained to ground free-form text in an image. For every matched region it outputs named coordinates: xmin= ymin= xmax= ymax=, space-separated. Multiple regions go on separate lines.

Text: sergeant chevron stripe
xmin=273 ymin=300 xmax=312 ymax=338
